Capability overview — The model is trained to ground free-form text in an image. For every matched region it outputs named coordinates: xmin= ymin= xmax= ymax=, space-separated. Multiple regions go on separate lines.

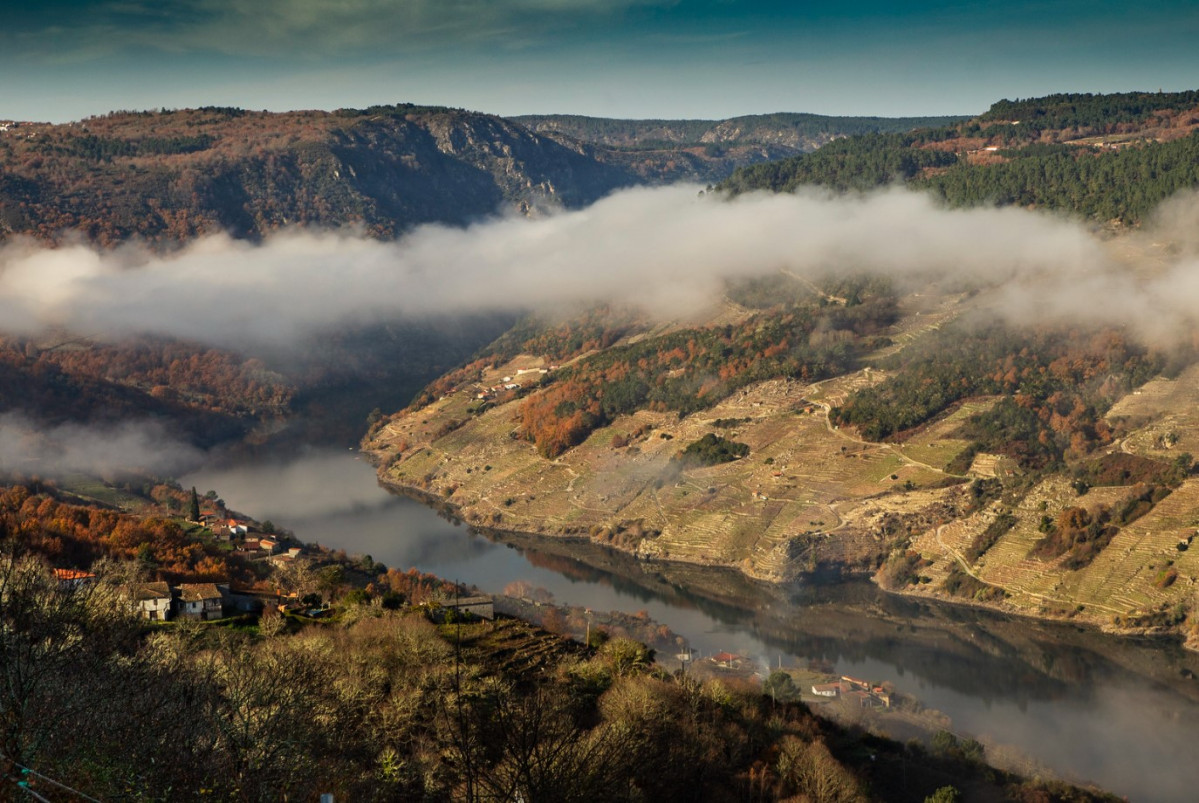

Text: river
xmin=186 ymin=448 xmax=1199 ymax=802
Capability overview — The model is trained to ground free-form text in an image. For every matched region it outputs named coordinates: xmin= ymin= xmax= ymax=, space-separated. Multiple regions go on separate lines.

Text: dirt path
xmin=934 ymin=524 xmax=978 ymax=579
xmin=779 ymin=268 xmax=847 ymax=305
xmin=805 ymin=376 xmax=966 ymax=481
xmin=931 ymin=525 xmax=1127 ymax=617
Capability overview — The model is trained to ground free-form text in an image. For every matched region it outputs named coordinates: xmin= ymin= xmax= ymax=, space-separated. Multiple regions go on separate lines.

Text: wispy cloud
xmin=5 ymin=0 xmax=675 ymax=60
xmin=0 ymin=413 xmax=202 ymax=478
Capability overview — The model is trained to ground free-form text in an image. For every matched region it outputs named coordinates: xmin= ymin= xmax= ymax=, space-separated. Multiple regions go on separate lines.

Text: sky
xmin=3 ymin=0 xmax=1198 ymax=123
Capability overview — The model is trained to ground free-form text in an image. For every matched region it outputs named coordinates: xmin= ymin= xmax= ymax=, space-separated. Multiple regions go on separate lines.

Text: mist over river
xmin=187 ymin=449 xmax=1199 ymax=801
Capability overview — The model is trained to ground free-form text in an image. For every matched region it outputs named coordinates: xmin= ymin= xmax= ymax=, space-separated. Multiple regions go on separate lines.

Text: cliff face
xmin=0 ymin=105 xmax=970 ymax=244
xmin=0 ymin=106 xmax=636 ymax=245
xmin=514 ymin=112 xmax=968 ymax=183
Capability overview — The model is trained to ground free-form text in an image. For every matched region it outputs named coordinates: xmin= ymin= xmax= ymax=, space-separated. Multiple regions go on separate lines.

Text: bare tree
xmin=0 ymin=550 xmax=140 ymax=769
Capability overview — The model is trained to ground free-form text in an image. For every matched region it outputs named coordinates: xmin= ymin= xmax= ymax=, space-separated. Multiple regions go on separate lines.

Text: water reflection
xmin=186 ymin=449 xmax=1199 ymax=802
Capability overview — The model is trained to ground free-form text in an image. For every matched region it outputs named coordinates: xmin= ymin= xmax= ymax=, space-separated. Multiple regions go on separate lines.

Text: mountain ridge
xmin=0 ymin=104 xmax=969 ymax=246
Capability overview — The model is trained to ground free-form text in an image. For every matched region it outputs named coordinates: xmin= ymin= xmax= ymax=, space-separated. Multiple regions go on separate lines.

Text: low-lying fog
xmin=2 ymin=185 xmax=1198 ymax=352
xmin=5 ymin=182 xmax=1198 ymax=478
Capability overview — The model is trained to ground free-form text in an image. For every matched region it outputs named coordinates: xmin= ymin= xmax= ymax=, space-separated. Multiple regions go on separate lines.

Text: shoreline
xmin=370 ymin=456 xmax=1193 ymax=651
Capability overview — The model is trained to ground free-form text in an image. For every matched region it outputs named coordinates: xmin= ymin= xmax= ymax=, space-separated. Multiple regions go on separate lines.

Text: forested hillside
xmin=0 ymin=105 xmax=977 ymax=245
xmin=369 ymin=92 xmax=1199 ymax=640
xmin=722 ymin=90 xmax=1199 ymax=224
xmin=0 ymin=315 xmax=513 ymax=452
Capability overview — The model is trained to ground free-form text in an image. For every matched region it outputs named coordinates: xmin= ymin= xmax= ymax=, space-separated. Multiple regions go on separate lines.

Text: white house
xmin=176 ymin=583 xmax=224 ymax=621
xmin=126 ymin=581 xmax=172 ymax=621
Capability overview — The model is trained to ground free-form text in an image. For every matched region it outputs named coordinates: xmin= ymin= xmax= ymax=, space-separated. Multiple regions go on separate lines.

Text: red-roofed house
xmin=711 ymin=652 xmax=745 ymax=669
xmin=53 ymin=568 xmax=96 ymax=590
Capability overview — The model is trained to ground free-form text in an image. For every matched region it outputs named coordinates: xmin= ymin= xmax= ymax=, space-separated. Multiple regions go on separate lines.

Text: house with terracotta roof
xmin=711 ymin=651 xmax=745 ymax=669
xmin=176 ymin=583 xmax=224 ymax=620
xmin=53 ymin=568 xmax=96 ymax=590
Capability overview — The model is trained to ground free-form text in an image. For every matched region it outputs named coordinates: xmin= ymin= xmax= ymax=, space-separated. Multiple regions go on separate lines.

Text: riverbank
xmin=183 ymin=448 xmax=1199 ymax=800
xmin=370 ymin=451 xmax=1199 ymax=654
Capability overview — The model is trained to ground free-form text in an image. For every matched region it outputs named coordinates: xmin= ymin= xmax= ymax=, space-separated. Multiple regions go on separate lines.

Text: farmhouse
xmin=125 ymin=581 xmax=172 ymax=621
xmin=810 ymin=675 xmax=892 ymax=707
xmin=711 ymin=651 xmax=745 ymax=669
xmin=176 ymin=583 xmax=224 ymax=621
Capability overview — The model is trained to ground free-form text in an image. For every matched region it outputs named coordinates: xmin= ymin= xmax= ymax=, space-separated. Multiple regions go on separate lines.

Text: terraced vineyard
xmin=368 ymin=271 xmax=1199 ymax=641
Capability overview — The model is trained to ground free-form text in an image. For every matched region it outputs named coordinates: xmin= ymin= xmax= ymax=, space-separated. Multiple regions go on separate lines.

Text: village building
xmin=810 ymin=675 xmax=892 ymax=707
xmin=125 ymin=581 xmax=172 ymax=621
xmin=268 ymin=548 xmax=304 ymax=567
xmin=711 ymin=651 xmax=745 ymax=670
xmin=176 ymin=583 xmax=224 ymax=621
xmin=53 ymin=568 xmax=96 ymax=590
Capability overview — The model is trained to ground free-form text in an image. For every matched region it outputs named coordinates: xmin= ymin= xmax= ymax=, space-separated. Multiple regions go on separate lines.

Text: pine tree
xmin=189 ymin=487 xmax=201 ymax=522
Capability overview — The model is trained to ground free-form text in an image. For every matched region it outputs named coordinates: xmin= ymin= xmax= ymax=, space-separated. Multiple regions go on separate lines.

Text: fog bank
xmin=7 ymin=184 xmax=1197 ymax=350
xmin=0 ymin=414 xmax=202 ymax=479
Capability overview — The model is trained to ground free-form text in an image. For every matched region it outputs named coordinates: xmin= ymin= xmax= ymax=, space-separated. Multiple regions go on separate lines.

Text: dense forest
xmin=978 ymin=90 xmax=1199 ymax=134
xmin=922 ymin=132 xmax=1199 ymax=222
xmin=721 ymin=90 xmax=1199 ymax=225
xmin=720 ymin=131 xmax=960 ymax=194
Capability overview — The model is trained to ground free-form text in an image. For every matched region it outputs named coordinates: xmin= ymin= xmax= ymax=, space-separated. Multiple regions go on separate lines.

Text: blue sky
xmin=3 ymin=0 xmax=1198 ymax=122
